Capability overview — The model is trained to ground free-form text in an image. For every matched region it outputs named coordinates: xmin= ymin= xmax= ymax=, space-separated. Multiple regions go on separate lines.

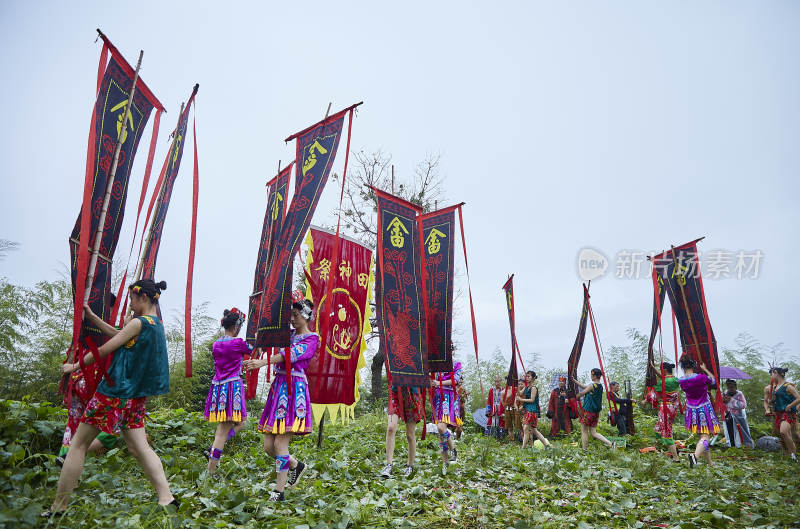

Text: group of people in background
xmin=43 ymin=279 xmax=800 ymax=517
xmin=483 ymin=357 xmax=800 ymax=468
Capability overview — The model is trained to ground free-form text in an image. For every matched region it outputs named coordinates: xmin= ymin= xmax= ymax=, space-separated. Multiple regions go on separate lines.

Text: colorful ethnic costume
xmin=258 ymin=331 xmax=318 ymax=435
xmin=547 ymin=387 xmax=574 ymax=436
xmin=772 ymin=383 xmax=798 ymax=432
xmin=580 ymin=382 xmax=603 ymax=428
xmin=485 ymin=387 xmax=506 ymax=437
xmin=80 ymin=315 xmax=169 ymax=435
xmin=653 ymin=376 xmax=681 ymax=446
xmin=522 ymin=385 xmax=541 ymax=427
xmin=431 ymin=363 xmax=463 ymax=427
xmin=204 ymin=336 xmax=251 ymax=423
xmin=388 ymin=386 xmax=423 ymax=423
xmin=59 ymin=370 xmax=119 ymax=457
xmin=679 ymin=373 xmax=721 ymax=435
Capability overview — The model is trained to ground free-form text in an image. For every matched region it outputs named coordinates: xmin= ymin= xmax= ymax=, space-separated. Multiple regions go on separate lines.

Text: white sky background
xmin=1 ymin=1 xmax=798 ymax=373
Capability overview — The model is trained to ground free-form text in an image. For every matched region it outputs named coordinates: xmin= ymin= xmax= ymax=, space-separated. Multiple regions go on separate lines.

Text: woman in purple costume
xmin=204 ymin=308 xmax=251 ymax=476
xmin=244 ymin=299 xmax=318 ymax=501
xmin=678 ymin=355 xmax=720 ymax=467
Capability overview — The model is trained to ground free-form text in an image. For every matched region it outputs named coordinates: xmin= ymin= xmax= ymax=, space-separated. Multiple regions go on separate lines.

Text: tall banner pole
xmin=83 ymin=51 xmax=143 ymax=305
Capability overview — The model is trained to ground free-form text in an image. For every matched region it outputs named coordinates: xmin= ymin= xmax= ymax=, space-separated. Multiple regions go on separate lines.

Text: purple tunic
xmin=203 ymin=336 xmax=251 ymax=422
xmin=432 ymin=362 xmax=463 ymax=427
xmin=258 ymin=331 xmax=319 ymax=435
xmin=679 ymin=373 xmax=721 ymax=435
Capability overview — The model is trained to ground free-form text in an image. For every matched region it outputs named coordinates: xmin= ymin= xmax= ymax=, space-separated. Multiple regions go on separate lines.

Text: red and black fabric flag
xmin=420 ymin=205 xmax=458 ymax=373
xmin=566 ymin=285 xmax=589 ymax=396
xmin=70 ymin=35 xmax=164 ymax=342
xmin=247 ymin=163 xmax=293 ymax=345
xmin=501 ymin=275 xmax=525 ymax=381
xmin=375 ymin=189 xmax=430 ymax=388
xmin=644 ymin=272 xmax=667 ymax=395
xmin=255 ymin=107 xmax=350 ymax=347
xmin=651 ymin=239 xmax=723 ymax=413
xmin=139 ymin=85 xmax=198 ymax=280
xmin=304 ymin=227 xmax=373 ymax=419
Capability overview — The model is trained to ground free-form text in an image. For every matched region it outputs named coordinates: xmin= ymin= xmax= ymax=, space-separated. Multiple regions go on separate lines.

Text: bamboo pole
xmin=84 ymin=50 xmax=144 ymax=305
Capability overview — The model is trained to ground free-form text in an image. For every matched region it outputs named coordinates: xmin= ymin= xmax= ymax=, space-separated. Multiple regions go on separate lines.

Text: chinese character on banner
xmin=304 ymin=228 xmax=373 ymax=417
xmin=315 ymin=258 xmax=331 ymax=281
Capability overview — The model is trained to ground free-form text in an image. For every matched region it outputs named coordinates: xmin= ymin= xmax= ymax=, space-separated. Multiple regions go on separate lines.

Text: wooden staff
xmin=84 ymin=50 xmax=143 ymax=305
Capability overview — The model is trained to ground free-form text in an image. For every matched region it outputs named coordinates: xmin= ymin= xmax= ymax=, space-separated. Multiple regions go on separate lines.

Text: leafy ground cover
xmin=1 ymin=399 xmax=798 ymax=528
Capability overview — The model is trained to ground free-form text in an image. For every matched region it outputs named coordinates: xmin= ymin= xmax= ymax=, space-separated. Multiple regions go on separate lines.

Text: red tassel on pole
xmin=456 ymin=206 xmax=483 ymax=401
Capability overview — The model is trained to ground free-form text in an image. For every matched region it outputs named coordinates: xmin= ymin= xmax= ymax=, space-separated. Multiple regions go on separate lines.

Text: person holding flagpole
xmin=44 ymin=279 xmax=177 ymax=517
xmin=518 ymin=371 xmax=551 ymax=449
xmin=768 ymin=367 xmax=800 ymax=460
xmin=678 ymin=356 xmax=720 ymax=467
xmin=574 ymin=369 xmax=614 ymax=450
xmin=244 ymin=299 xmax=318 ymax=501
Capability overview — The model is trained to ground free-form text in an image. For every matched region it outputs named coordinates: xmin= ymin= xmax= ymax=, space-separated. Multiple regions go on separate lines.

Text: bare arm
xmin=83 ymin=303 xmax=119 ymax=338
xmin=62 ymin=318 xmax=142 ymax=374
xmin=576 ymin=383 xmax=593 ymax=399
xmin=787 ymin=384 xmax=800 ymax=412
xmin=764 ymin=385 xmax=772 ymax=414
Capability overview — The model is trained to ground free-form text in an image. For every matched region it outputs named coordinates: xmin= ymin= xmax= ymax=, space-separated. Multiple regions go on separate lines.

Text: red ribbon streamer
xmin=185 ymin=108 xmax=199 ymax=377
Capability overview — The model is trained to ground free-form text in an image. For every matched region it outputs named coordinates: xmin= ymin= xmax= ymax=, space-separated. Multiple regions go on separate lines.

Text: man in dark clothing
xmin=609 ymin=381 xmax=634 ymax=436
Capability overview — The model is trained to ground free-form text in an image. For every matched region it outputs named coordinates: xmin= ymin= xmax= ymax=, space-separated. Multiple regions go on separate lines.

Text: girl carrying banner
xmin=518 ymin=371 xmax=551 ymax=449
xmin=678 ymin=356 xmax=720 ymax=467
xmin=768 ymin=367 xmax=800 ymax=460
xmin=574 ymin=369 xmax=614 ymax=450
xmin=431 ymin=362 xmax=463 ymax=475
xmin=244 ymin=299 xmax=317 ymax=501
xmin=203 ymin=308 xmax=250 ymax=477
xmin=44 ymin=279 xmax=177 ymax=517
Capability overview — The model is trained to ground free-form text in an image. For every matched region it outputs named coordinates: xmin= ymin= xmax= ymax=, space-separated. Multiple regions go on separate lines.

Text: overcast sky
xmin=1 ymin=1 xmax=798 ymax=374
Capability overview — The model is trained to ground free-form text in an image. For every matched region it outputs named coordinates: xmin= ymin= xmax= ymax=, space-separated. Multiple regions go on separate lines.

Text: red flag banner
xmin=644 ymin=272 xmax=667 ymax=404
xmin=420 ymin=205 xmax=459 ymax=373
xmin=651 ymin=239 xmax=723 ymax=414
xmin=375 ymin=189 xmax=430 ymax=388
xmin=256 ymin=107 xmax=353 ymax=347
xmin=70 ymin=36 xmax=165 ymax=343
xmin=304 ymin=227 xmax=373 ymax=423
xmin=501 ymin=276 xmax=525 ymax=383
xmin=566 ymin=285 xmax=589 ymax=396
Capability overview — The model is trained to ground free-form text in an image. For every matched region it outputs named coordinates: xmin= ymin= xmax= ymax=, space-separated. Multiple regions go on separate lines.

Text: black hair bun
xmin=223 ymin=309 xmax=231 ymax=317
xmin=156 ymin=280 xmax=167 ymax=291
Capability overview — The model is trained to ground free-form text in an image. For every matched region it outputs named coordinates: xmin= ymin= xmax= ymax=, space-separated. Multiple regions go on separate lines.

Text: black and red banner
xmin=420 ymin=205 xmax=458 ymax=373
xmin=139 ymin=85 xmax=198 ymax=280
xmin=566 ymin=285 xmax=589 ymax=396
xmin=375 ymin=189 xmax=430 ymax=388
xmin=501 ymin=275 xmax=525 ymax=383
xmin=70 ymin=38 xmax=164 ymax=341
xmin=304 ymin=227 xmax=372 ymax=413
xmin=651 ymin=239 xmax=723 ymax=412
xmin=644 ymin=272 xmax=667 ymax=391
xmin=247 ymin=163 xmax=293 ymax=345
xmin=255 ymin=109 xmax=348 ymax=347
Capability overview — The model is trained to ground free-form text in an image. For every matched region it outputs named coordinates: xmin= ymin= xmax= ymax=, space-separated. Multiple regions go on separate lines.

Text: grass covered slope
xmin=1 ymin=399 xmax=798 ymax=528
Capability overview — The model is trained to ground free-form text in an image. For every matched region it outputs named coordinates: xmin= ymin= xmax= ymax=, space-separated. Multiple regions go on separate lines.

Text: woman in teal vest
xmin=44 ymin=279 xmax=177 ymax=517
xmin=574 ymin=368 xmax=614 ymax=450
xmin=770 ymin=367 xmax=800 ymax=460
xmin=518 ymin=370 xmax=551 ymax=449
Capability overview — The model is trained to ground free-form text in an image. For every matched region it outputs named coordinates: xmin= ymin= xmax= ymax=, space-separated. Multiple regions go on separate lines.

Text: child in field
xmin=518 ymin=371 xmax=551 ymax=449
xmin=431 ymin=362 xmax=463 ymax=474
xmin=574 ymin=368 xmax=614 ymax=450
xmin=244 ymin=299 xmax=318 ymax=501
xmin=678 ymin=356 xmax=720 ymax=467
xmin=45 ymin=280 xmax=177 ymax=517
xmin=203 ymin=308 xmax=250 ymax=476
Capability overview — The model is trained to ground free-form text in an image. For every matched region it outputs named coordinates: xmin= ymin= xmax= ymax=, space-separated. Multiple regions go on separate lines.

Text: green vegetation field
xmin=1 ymin=399 xmax=798 ymax=529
